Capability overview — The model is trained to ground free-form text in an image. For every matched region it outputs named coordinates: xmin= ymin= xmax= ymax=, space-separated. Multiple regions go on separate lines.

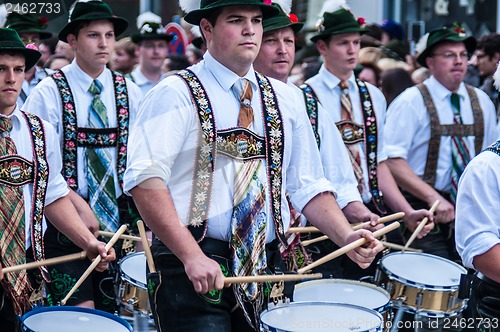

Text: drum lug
xmin=416 ymin=291 xmax=423 ymax=309
xmin=448 ymin=293 xmax=456 ymax=310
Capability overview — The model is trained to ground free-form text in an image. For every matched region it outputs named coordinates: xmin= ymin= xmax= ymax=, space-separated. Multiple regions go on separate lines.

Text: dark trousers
xmin=148 ymin=237 xmax=288 ymax=332
xmin=468 ymin=273 xmax=500 ymax=331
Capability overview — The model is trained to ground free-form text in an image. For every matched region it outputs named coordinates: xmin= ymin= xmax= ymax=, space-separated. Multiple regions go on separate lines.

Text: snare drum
xmin=293 ymin=279 xmax=391 ymax=323
xmin=20 ymin=306 xmax=133 ymax=332
xmin=118 ymin=251 xmax=149 ymax=314
xmin=376 ymin=252 xmax=467 ymax=317
xmin=261 ymin=302 xmax=383 ymax=332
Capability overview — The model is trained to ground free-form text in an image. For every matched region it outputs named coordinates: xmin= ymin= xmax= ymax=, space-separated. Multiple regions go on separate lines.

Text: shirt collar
xmin=69 ymin=60 xmax=108 ymax=95
xmin=203 ymin=51 xmax=258 ymax=93
xmin=427 ymin=75 xmax=467 ymax=102
xmin=1 ymin=104 xmax=23 ymax=130
xmin=318 ymin=64 xmax=356 ymax=91
xmin=131 ymin=65 xmax=150 ymax=86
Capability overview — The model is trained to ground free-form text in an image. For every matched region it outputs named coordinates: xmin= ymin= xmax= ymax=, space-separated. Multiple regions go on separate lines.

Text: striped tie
xmin=0 ymin=117 xmax=32 ymax=315
xmin=230 ymin=78 xmax=267 ymax=301
xmin=339 ymin=80 xmax=364 ymax=195
xmin=87 ymin=80 xmax=119 ymax=232
xmin=450 ymin=93 xmax=471 ymax=203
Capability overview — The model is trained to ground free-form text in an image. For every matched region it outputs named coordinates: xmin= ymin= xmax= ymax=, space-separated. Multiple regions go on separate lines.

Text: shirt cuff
xmin=461 ymin=232 xmax=500 ymax=269
xmin=123 ymin=161 xmax=170 ymax=195
xmin=289 ymin=178 xmax=336 ymax=213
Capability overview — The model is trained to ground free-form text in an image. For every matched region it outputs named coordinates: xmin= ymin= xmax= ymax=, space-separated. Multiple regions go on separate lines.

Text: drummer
xmin=123 ymin=0 xmax=383 ymax=330
xmin=0 ymin=27 xmax=115 ymax=332
xmin=455 ymin=65 xmax=500 ymax=325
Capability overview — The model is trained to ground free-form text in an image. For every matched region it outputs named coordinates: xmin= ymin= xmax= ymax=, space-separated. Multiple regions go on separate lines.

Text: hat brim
xmin=131 ymin=33 xmax=173 ymax=44
xmin=184 ymin=2 xmax=280 ymax=25
xmin=15 ymin=27 xmax=53 ymax=40
xmin=58 ymin=16 xmax=128 ymax=43
xmin=417 ymin=35 xmax=477 ymax=67
xmin=1 ymin=46 xmax=41 ymax=70
xmin=263 ymin=20 xmax=303 ymax=34
xmin=310 ymin=26 xmax=367 ymax=43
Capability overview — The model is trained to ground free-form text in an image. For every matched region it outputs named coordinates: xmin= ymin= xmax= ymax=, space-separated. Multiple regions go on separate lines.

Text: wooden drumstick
xmin=301 ymin=212 xmax=405 ymax=247
xmin=137 ymin=220 xmax=156 ymax=273
xmin=297 ymin=222 xmax=400 ymax=274
xmin=224 ymin=272 xmax=322 ymax=284
xmin=60 ymin=224 xmax=127 ymax=305
xmin=98 ymin=230 xmax=151 ymax=243
xmin=403 ymin=200 xmax=440 ymax=251
xmin=381 ymin=241 xmax=422 ymax=253
xmin=2 ymin=251 xmax=87 ymax=273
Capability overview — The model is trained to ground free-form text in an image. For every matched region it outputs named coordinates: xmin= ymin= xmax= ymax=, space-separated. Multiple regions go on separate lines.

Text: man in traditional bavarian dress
xmin=455 ymin=64 xmax=500 ymax=329
xmin=129 ymin=12 xmax=172 ymax=96
xmin=0 ymin=27 xmax=115 ymax=332
xmin=123 ymin=0 xmax=383 ymax=331
xmin=22 ymin=1 xmax=142 ymax=310
xmin=385 ymin=25 xmax=497 ymax=261
xmin=4 ymin=12 xmax=53 ymax=108
xmin=303 ymin=0 xmax=434 ymax=280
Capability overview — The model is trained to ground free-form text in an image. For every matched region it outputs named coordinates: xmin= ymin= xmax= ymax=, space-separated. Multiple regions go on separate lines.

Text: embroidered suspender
xmin=300 ymin=80 xmax=386 ymax=214
xmin=51 ymin=70 xmax=130 ymax=190
xmin=300 ymin=83 xmax=320 ymax=148
xmin=416 ymin=83 xmax=484 ymax=187
xmin=485 ymin=140 xmax=500 ymax=156
xmin=176 ymin=70 xmax=287 ymax=246
xmin=0 ymin=112 xmax=51 ymax=280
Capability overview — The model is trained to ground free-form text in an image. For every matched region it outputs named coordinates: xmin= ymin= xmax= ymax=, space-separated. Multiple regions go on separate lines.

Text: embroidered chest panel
xmin=0 ymin=155 xmax=33 ymax=186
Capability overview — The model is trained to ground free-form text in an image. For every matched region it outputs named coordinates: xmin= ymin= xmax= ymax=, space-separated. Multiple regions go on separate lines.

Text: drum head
xmin=261 ymin=302 xmax=382 ymax=332
xmin=294 ymin=279 xmax=390 ymax=312
xmin=119 ymin=251 xmax=147 ymax=289
xmin=21 ymin=306 xmax=132 ymax=332
xmin=380 ymin=252 xmax=466 ymax=290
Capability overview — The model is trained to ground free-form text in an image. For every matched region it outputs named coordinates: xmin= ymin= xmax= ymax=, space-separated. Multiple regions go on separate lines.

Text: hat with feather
xmin=179 ymin=0 xmax=280 ymax=26
xmin=310 ymin=0 xmax=367 ymax=43
xmin=131 ymin=12 xmax=172 ymax=44
xmin=262 ymin=0 xmax=303 ymax=33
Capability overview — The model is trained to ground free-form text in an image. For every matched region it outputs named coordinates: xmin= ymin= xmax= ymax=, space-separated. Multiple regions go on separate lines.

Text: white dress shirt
xmin=16 ymin=66 xmax=48 ymax=108
xmin=385 ymin=76 xmax=497 ymax=192
xmin=456 ymin=147 xmax=500 ymax=268
xmin=288 ymin=81 xmax=362 ymax=209
xmin=130 ymin=65 xmax=167 ymax=96
xmin=124 ymin=52 xmax=335 ymax=242
xmin=2 ymin=105 xmax=69 ymax=248
xmin=305 ymin=65 xmax=388 ymax=204
xmin=22 ymin=60 xmax=143 ymax=199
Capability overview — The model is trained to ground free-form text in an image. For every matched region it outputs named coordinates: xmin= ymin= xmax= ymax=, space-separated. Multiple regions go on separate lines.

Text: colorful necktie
xmin=0 ymin=116 xmax=32 ymax=315
xmin=339 ymin=80 xmax=364 ymax=195
xmin=230 ymin=78 xmax=267 ymax=301
xmin=450 ymin=93 xmax=471 ymax=203
xmin=87 ymin=80 xmax=119 ymax=232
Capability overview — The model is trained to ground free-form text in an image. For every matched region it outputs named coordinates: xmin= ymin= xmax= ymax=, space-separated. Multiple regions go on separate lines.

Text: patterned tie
xmin=0 ymin=117 xmax=32 ymax=315
xmin=450 ymin=93 xmax=471 ymax=203
xmin=339 ymin=80 xmax=364 ymax=195
xmin=87 ymin=80 xmax=119 ymax=232
xmin=230 ymin=78 xmax=267 ymax=301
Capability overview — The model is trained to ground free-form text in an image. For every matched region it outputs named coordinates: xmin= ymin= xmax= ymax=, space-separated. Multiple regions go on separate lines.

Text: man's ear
xmin=199 ymin=18 xmax=212 ymax=42
xmin=66 ymin=34 xmax=78 ymax=49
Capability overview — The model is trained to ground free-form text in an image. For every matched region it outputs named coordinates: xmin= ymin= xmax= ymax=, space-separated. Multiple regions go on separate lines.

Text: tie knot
xmin=89 ymin=79 xmax=103 ymax=96
xmin=339 ymin=80 xmax=349 ymax=92
xmin=0 ymin=117 xmax=13 ymax=134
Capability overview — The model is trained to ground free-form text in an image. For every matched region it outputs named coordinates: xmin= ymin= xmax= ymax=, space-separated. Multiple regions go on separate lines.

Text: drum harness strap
xmin=416 ymin=83 xmax=484 ymax=188
xmin=300 ymin=81 xmax=387 ymax=215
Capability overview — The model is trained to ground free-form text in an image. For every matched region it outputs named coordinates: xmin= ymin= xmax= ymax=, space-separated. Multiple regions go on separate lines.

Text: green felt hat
xmin=131 ymin=22 xmax=173 ymax=44
xmin=5 ymin=13 xmax=52 ymax=40
xmin=0 ymin=28 xmax=42 ymax=70
xmin=263 ymin=3 xmax=303 ymax=33
xmin=310 ymin=7 xmax=367 ymax=43
xmin=417 ymin=25 xmax=477 ymax=68
xmin=58 ymin=1 xmax=128 ymax=43
xmin=183 ymin=0 xmax=280 ymax=26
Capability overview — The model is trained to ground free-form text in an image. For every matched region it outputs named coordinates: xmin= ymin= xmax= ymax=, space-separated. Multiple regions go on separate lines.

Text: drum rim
xmin=20 ymin=306 xmax=133 ymax=331
xmin=379 ymin=252 xmax=466 ymax=290
xmin=293 ymin=278 xmax=391 ymax=312
xmin=119 ymin=251 xmax=148 ymax=289
xmin=260 ymin=301 xmax=383 ymax=331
